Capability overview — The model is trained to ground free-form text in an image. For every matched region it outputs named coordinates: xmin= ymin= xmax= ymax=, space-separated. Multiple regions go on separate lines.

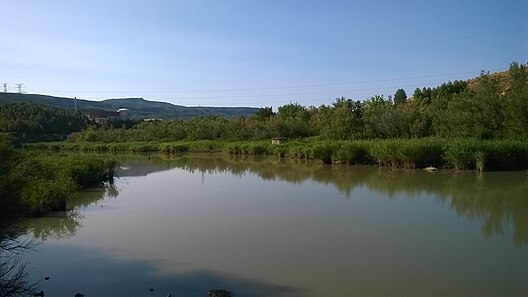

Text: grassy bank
xmin=24 ymin=138 xmax=528 ymax=171
xmin=1 ymin=150 xmax=115 ymax=217
xmin=266 ymin=138 xmax=528 ymax=171
xmin=23 ymin=140 xmax=227 ymax=153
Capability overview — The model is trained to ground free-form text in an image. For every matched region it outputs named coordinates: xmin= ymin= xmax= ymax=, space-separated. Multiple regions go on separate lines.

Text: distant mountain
xmin=0 ymin=93 xmax=258 ymax=119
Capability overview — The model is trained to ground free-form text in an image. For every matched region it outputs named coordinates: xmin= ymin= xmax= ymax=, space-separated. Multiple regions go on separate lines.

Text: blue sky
xmin=1 ymin=0 xmax=526 ymax=107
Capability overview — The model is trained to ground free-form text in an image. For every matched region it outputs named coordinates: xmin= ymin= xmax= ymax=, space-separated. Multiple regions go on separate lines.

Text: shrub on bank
xmin=442 ymin=139 xmax=477 ymax=170
xmin=308 ymin=142 xmax=335 ymax=164
xmin=334 ymin=141 xmax=370 ymax=165
xmin=160 ymin=142 xmax=190 ymax=153
xmin=396 ymin=138 xmax=444 ymax=169
xmin=11 ymin=153 xmax=115 ymax=216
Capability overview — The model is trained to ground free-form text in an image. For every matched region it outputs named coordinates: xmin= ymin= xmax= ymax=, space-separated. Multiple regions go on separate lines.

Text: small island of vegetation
xmin=0 ymin=134 xmax=115 ymax=220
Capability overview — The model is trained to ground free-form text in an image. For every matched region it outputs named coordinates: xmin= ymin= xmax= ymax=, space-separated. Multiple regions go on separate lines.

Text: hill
xmin=0 ymin=93 xmax=258 ymax=119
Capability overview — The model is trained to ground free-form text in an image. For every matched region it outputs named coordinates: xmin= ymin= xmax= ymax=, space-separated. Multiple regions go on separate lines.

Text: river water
xmin=11 ymin=154 xmax=528 ymax=296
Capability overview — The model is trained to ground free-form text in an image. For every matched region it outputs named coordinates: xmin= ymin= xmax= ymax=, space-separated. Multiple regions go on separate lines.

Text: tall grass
xmin=368 ymin=140 xmax=400 ymax=167
xmin=442 ymin=139 xmax=477 ymax=170
xmin=9 ymin=153 xmax=116 ymax=215
xmin=307 ymin=142 xmax=335 ymax=164
xmin=334 ymin=141 xmax=370 ymax=165
xmin=26 ymin=138 xmax=528 ymax=171
xmin=396 ymin=138 xmax=443 ymax=169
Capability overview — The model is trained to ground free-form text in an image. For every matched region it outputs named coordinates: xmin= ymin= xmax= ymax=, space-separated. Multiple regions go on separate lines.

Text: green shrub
xmin=474 ymin=150 xmax=486 ymax=172
xmin=12 ymin=153 xmax=115 ymax=215
xmin=334 ymin=141 xmax=369 ymax=164
xmin=287 ymin=142 xmax=309 ymax=159
xmin=20 ymin=177 xmax=75 ymax=215
xmin=308 ymin=142 xmax=335 ymax=164
xmin=368 ymin=140 xmax=399 ymax=167
xmin=443 ymin=139 xmax=477 ymax=170
xmin=270 ymin=143 xmax=287 ymax=157
xmin=396 ymin=138 xmax=443 ymax=168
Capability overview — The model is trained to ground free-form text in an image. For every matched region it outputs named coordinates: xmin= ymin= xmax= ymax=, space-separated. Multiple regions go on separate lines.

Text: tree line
xmin=65 ymin=63 xmax=527 ymax=142
xmin=1 ymin=63 xmax=526 ymax=143
xmin=0 ymin=103 xmax=90 ymax=142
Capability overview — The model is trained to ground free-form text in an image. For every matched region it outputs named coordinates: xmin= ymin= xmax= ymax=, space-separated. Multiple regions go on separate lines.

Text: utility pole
xmin=16 ymin=83 xmax=23 ymax=94
xmin=3 ymin=83 xmax=6 ymax=93
xmin=74 ymin=96 xmax=77 ymax=112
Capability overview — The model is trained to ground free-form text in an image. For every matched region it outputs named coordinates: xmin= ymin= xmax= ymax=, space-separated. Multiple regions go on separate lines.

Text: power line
xmin=22 ymin=82 xmax=424 ymax=106
xmin=23 ymin=70 xmax=483 ymax=95
xmin=123 ymin=84 xmax=421 ymax=100
xmin=18 ymin=64 xmax=508 ymax=106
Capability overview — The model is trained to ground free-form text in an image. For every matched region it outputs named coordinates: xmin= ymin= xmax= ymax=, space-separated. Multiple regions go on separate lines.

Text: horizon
xmin=1 ymin=92 xmax=261 ymax=108
xmin=1 ymin=0 xmax=526 ymax=108
xmin=0 ymin=63 xmax=517 ymax=109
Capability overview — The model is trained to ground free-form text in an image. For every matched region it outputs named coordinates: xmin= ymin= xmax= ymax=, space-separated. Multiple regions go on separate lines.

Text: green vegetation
xmin=0 ymin=103 xmax=90 ymax=142
xmin=25 ymin=137 xmax=528 ymax=171
xmin=3 ymin=63 xmax=526 ymax=147
xmin=2 ymin=62 xmax=528 ymax=174
xmin=54 ymin=63 xmax=527 ymax=143
xmin=0 ymin=134 xmax=115 ymax=218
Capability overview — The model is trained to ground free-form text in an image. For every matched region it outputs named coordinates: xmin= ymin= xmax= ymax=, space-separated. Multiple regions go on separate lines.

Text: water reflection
xmin=152 ymin=154 xmax=528 ymax=246
xmin=18 ymin=181 xmax=118 ymax=241
xmin=0 ymin=182 xmax=118 ymax=295
xmin=444 ymin=172 xmax=528 ymax=246
xmin=18 ymin=154 xmax=528 ymax=246
xmin=25 ymin=245 xmax=304 ymax=297
xmin=9 ymin=153 xmax=528 ymax=296
xmin=0 ymin=224 xmax=36 ymax=297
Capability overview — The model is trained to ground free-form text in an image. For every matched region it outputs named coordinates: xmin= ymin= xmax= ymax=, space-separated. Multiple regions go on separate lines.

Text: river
xmin=6 ymin=154 xmax=528 ymax=296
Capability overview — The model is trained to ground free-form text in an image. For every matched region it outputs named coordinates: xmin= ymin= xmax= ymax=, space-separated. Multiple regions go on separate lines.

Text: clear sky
xmin=1 ymin=0 xmax=526 ymax=108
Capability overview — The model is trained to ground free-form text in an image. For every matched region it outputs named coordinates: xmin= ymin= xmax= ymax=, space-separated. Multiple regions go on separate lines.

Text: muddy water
xmin=15 ymin=154 xmax=528 ymax=296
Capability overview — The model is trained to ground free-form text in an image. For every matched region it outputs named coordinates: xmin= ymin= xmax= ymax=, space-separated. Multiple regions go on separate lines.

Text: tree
xmin=503 ymin=62 xmax=528 ymax=139
xmin=332 ymin=96 xmax=353 ymax=109
xmin=394 ymin=88 xmax=407 ymax=105
xmin=254 ymin=107 xmax=274 ymax=120
xmin=277 ymin=102 xmax=305 ymax=118
xmin=0 ymin=103 xmax=90 ymax=142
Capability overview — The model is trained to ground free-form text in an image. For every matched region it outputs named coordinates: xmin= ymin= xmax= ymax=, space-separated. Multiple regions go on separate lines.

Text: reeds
xmin=25 ymin=138 xmax=528 ymax=171
xmin=14 ymin=153 xmax=116 ymax=215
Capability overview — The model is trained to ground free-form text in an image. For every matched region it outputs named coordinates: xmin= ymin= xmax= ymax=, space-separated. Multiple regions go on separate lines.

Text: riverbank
xmin=24 ymin=138 xmax=528 ymax=171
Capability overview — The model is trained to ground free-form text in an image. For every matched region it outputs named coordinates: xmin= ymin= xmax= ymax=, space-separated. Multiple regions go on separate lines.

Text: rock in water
xmin=424 ymin=166 xmax=438 ymax=172
xmin=33 ymin=291 xmax=44 ymax=297
xmin=44 ymin=276 xmax=50 ymax=280
xmin=74 ymin=293 xmax=85 ymax=297
xmin=208 ymin=289 xmax=231 ymax=297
